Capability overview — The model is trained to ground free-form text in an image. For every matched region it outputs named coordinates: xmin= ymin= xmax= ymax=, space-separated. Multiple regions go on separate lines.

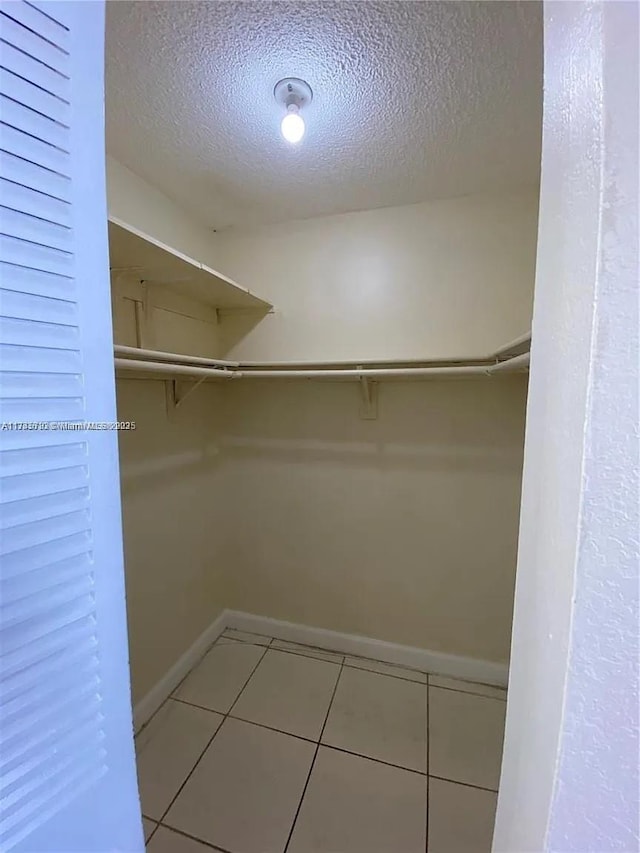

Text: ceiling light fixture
xmin=274 ymin=77 xmax=313 ymax=144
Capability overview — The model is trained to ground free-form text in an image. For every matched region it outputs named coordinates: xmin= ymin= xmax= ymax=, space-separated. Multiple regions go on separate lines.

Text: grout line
xmin=169 ymin=633 xmax=227 ymax=700
xmin=221 ymin=632 xmax=271 ymax=647
xmin=228 ymin=636 xmax=506 ymax=698
xmin=227 ymin=645 xmax=270 ymax=715
xmin=430 ymin=673 xmax=508 ymax=690
xmin=425 ymin=673 xmax=430 ymax=853
xmin=145 ymin=820 xmax=159 ymax=846
xmin=171 ymin=699 xmax=431 ymax=777
xmin=321 ymin=743 xmax=427 ymax=777
xmin=227 ymin=714 xmax=317 ymax=745
xmin=283 ymin=659 xmax=345 ymax=853
xmin=268 ymin=639 xmax=345 ymax=662
xmin=156 ymin=646 xmax=270 ymax=827
xmin=428 ymin=774 xmax=499 ymax=794
xmin=172 ymin=696 xmax=229 ymax=716
xmin=428 ymin=683 xmax=507 ymax=702
xmin=137 ymin=631 xmax=228 ymax=742
xmin=223 ymin=629 xmax=272 ymax=640
xmin=318 ymin=663 xmax=343 ymax=745
xmin=155 ymin=823 xmax=233 ymax=852
xmin=265 ymin=645 xmax=344 ymax=665
xmin=344 ymin=652 xmax=428 ymax=673
xmin=342 ymin=661 xmax=427 ymax=685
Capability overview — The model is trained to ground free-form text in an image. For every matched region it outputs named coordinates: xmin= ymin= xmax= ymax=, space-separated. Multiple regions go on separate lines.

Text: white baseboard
xmin=133 ymin=610 xmax=227 ymax=732
xmin=225 ymin=610 xmax=509 ymax=687
xmin=133 ymin=609 xmax=508 ymax=731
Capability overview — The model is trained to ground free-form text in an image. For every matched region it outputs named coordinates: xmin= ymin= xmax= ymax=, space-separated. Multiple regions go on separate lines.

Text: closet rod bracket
xmin=358 ymin=370 xmax=378 ymax=420
xmin=165 ymin=377 xmax=207 ymax=414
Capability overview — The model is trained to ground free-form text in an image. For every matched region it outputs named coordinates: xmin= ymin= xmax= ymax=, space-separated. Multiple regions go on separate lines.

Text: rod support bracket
xmin=165 ymin=377 xmax=207 ymax=415
xmin=358 ymin=369 xmax=378 ymax=420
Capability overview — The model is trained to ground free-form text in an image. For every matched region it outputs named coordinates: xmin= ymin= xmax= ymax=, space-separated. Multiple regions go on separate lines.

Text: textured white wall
xmin=106 ymin=1 xmax=542 ymax=229
xmin=494 ymin=2 xmax=639 ymax=850
xmin=213 ymin=191 xmax=538 ymax=361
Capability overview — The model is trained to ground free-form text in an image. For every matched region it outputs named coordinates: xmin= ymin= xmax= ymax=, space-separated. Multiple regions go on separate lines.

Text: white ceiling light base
xmin=274 ymin=77 xmax=313 ymax=111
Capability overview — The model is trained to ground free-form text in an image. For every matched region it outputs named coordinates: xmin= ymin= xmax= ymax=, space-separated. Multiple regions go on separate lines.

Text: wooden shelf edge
xmin=108 ymin=216 xmax=273 ymax=312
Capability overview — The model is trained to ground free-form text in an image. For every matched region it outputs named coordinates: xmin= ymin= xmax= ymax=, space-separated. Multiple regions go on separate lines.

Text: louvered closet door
xmin=0 ymin=2 xmax=142 ymax=850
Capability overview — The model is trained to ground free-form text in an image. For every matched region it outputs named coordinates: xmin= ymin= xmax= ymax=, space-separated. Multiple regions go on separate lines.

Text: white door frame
xmin=494 ymin=2 xmax=639 ymax=850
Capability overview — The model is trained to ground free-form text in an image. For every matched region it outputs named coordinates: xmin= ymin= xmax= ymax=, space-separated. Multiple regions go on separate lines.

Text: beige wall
xmin=220 ymin=377 xmax=528 ymax=664
xmin=117 ymin=372 xmax=527 ymax=700
xmin=106 ymin=156 xmax=223 ymax=269
xmin=213 ymin=191 xmax=538 ymax=361
xmin=116 ymin=379 xmax=226 ymax=703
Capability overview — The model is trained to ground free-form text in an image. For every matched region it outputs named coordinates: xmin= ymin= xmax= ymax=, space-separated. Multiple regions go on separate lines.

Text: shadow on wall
xmin=219 ymin=377 xmax=529 ymax=664
xmin=220 ymin=306 xmax=273 ymax=355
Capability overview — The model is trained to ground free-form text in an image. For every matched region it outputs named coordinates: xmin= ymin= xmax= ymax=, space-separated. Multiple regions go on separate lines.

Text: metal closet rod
xmin=492 ymin=331 xmax=532 ymax=358
xmin=238 ymin=352 xmax=530 ymax=379
xmin=114 ymin=351 xmax=530 ymax=380
xmin=114 ymin=345 xmax=239 ymax=368
xmin=114 ymin=332 xmax=532 ymax=374
xmin=114 ymin=358 xmax=235 ymax=379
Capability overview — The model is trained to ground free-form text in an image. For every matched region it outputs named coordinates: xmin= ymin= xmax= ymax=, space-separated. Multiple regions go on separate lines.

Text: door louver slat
xmin=0 ymin=2 xmax=70 ymax=50
xmin=0 ymin=441 xmax=86 ymax=476
xmin=0 ymin=151 xmax=71 ymax=201
xmin=0 ymin=627 xmax=96 ymax=705
xmin=0 ymin=121 xmax=70 ymax=174
xmin=0 ymin=13 xmax=70 ymax=76
xmin=0 ymin=759 xmax=106 ymax=850
xmin=0 ymin=94 xmax=69 ymax=149
xmin=2 ymin=614 xmax=96 ymax=681
xmin=0 ymin=68 xmax=71 ymax=125
xmin=0 ymin=343 xmax=81 ymax=373
xmin=1 ymin=486 xmax=89 ymax=529
xmin=1 ymin=466 xmax=89 ymax=504
xmin=1 ymin=508 xmax=90 ymax=556
xmin=0 ymin=33 xmax=70 ymax=100
xmin=0 ymin=178 xmax=71 ymax=225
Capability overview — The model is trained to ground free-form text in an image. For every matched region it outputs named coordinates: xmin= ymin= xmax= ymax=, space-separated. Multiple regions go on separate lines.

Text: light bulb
xmin=281 ymin=106 xmax=305 ymax=144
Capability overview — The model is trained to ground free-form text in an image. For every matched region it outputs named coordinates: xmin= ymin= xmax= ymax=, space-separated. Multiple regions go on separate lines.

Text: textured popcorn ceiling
xmin=106 ymin=1 xmax=542 ymax=230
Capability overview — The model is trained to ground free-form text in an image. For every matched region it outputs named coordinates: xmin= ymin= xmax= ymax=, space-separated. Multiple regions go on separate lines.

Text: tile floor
xmin=137 ymin=630 xmax=507 ymax=853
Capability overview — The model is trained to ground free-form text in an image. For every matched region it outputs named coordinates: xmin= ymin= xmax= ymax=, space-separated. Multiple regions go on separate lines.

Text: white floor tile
xmin=289 ymin=746 xmax=427 ymax=853
xmin=174 ymin=640 xmax=265 ymax=713
xmin=430 ymin=674 xmax=507 ymax=700
xmin=136 ymin=699 xmax=223 ymax=820
xmin=271 ymin=639 xmax=344 ymax=663
xmin=429 ymin=688 xmax=506 ymax=789
xmin=344 ymin=656 xmax=427 ymax=683
xmin=232 ymin=649 xmax=341 ymax=740
xmin=322 ymin=667 xmax=427 ymax=772
xmin=142 ymin=818 xmax=156 ymax=842
xmin=165 ymin=717 xmax=315 ymax=853
xmin=222 ymin=628 xmax=272 ymax=646
xmin=428 ymin=778 xmax=497 ymax=853
xmin=146 ymin=826 xmax=218 ymax=852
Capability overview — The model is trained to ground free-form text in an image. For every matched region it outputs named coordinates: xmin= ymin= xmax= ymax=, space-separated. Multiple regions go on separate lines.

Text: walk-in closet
xmin=2 ymin=0 xmax=637 ymax=849
xmin=107 ymin=2 xmax=540 ymax=851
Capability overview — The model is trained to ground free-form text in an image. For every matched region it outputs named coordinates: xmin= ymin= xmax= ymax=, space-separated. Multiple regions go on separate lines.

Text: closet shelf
xmin=108 ymin=218 xmax=272 ymax=311
xmin=114 ymin=337 xmax=531 ymax=382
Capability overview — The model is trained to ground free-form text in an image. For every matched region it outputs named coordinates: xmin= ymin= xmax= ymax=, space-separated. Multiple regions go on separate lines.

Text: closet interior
xmin=105 ymin=2 xmax=542 ymax=851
